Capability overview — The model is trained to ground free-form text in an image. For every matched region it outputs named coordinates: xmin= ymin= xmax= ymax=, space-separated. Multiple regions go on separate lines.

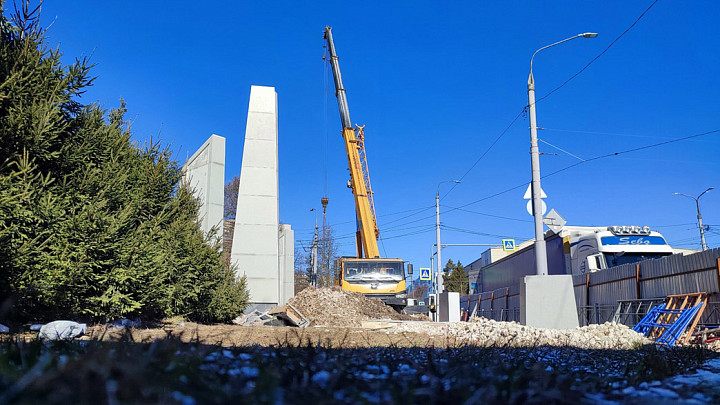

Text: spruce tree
xmin=0 ymin=2 xmax=248 ymax=323
xmin=443 ymin=259 xmax=469 ymax=295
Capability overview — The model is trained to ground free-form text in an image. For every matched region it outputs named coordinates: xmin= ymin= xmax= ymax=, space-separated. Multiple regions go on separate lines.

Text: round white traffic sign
xmin=526 ymin=199 xmax=547 ymax=216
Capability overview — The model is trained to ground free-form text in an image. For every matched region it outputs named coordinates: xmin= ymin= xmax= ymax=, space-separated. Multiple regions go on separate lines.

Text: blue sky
xmin=37 ymin=1 xmax=719 ymax=275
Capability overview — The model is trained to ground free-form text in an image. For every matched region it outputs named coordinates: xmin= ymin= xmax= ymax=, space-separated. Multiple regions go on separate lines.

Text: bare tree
xmin=294 ymin=225 xmax=340 ymax=288
xmin=222 ymin=175 xmax=241 ymax=260
xmin=224 ymin=175 xmax=241 ymax=220
xmin=316 ymin=225 xmax=340 ymax=287
xmin=410 ymin=282 xmax=430 ymax=299
xmin=294 ymin=246 xmax=311 ymax=294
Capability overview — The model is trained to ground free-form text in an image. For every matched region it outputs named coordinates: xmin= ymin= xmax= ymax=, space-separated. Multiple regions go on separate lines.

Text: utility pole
xmin=674 ymin=187 xmax=714 ymax=251
xmin=311 ymin=222 xmax=318 ymax=286
xmin=527 ymin=32 xmax=597 ymax=276
xmin=436 ymin=191 xmax=443 ymax=293
xmin=321 ymin=197 xmax=329 ymax=280
xmin=526 ymin=71 xmax=548 ymax=276
xmin=436 ymin=180 xmax=460 ymax=294
xmin=430 ymin=246 xmax=435 ymax=293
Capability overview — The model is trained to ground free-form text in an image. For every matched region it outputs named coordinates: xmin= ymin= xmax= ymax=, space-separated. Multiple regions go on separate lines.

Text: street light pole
xmin=436 ymin=180 xmax=460 ymax=293
xmin=527 ymin=32 xmax=597 ymax=276
xmin=674 ymin=187 xmax=714 ymax=251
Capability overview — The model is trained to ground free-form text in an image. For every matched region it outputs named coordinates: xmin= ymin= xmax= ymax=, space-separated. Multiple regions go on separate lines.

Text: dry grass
xmin=0 ymin=324 xmax=717 ymax=404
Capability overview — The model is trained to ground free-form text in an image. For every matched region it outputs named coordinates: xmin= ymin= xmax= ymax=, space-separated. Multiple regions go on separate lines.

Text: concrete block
xmin=439 ymin=292 xmax=461 ymax=322
xmin=520 ymin=275 xmax=579 ymax=329
xmin=183 ymin=134 xmax=225 ymax=239
xmin=278 ymin=224 xmax=294 ymax=305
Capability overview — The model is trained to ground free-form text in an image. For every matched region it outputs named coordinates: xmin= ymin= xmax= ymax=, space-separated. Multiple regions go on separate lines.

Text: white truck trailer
xmin=565 ymin=225 xmax=675 ymax=274
xmin=477 ymin=225 xmax=675 ymax=293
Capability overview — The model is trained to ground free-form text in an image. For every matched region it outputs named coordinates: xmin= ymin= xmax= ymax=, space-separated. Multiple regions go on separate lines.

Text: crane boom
xmin=323 ymin=26 xmax=380 ymax=259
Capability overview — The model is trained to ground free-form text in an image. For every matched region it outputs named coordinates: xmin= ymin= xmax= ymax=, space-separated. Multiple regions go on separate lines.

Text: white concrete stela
xmin=183 ymin=134 xmax=225 ymax=239
xmin=184 ymin=85 xmax=294 ymax=312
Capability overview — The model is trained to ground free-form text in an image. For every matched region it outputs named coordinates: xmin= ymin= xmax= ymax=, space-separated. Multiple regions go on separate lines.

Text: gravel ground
xmin=393 ymin=318 xmax=651 ymax=349
xmin=2 ymin=336 xmax=716 ymax=404
xmin=3 ymin=288 xmax=719 ymax=403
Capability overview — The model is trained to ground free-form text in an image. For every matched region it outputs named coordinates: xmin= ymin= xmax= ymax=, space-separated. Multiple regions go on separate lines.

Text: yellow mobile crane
xmin=323 ymin=26 xmax=409 ymax=309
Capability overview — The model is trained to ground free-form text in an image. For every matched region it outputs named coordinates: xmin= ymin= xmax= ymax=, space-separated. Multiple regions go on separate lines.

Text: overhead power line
xmin=535 ymin=0 xmax=661 ymax=104
xmin=329 ymin=205 xmax=435 ymax=228
xmin=446 ymin=128 xmax=720 ymax=212
xmin=441 ymin=108 xmax=526 ymax=201
xmin=351 ymin=123 xmax=713 ymax=236
xmin=542 ymin=129 xmax=720 ymax=179
xmin=440 ymin=0 xmax=661 ymax=203
xmin=442 ymin=206 xmax=532 ymax=223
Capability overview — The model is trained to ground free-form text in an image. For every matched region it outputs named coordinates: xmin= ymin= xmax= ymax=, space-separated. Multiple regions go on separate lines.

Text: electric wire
xmin=432 ymin=128 xmax=720 ymax=219
xmin=327 ymin=205 xmax=435 ymax=228
xmin=335 ymin=223 xmax=436 ymax=240
xmin=439 ymin=0 xmax=661 ymax=203
xmin=538 ymin=138 xmax=585 ymax=161
xmin=378 ymin=205 xmax=436 ymax=227
xmin=441 ymin=225 xmax=527 ymax=240
xmin=534 ymin=0 xmax=661 ymax=105
xmin=541 ymin=129 xmax=720 ymax=179
xmin=312 ymin=0 xmax=686 ymax=249
xmin=442 ymin=206 xmax=532 ymax=223
xmin=441 ymin=108 xmax=525 ymax=201
xmin=542 ymin=128 xmax=679 ymax=141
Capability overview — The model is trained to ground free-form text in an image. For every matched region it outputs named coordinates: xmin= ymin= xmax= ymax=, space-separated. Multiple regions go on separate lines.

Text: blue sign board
xmin=502 ymin=239 xmax=516 ymax=251
xmin=419 ymin=268 xmax=431 ymax=281
xmin=601 ymin=236 xmax=667 ymax=246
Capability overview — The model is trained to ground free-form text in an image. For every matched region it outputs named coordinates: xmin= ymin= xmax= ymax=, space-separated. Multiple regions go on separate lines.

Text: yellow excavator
xmin=323 ymin=26 xmax=410 ymax=310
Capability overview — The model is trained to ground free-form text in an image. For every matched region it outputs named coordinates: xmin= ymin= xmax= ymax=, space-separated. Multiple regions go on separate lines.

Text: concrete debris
xmin=108 ymin=318 xmax=142 ymax=329
xmin=287 ymin=287 xmax=416 ymax=328
xmin=0 ymin=323 xmax=9 ymax=333
xmin=393 ymin=317 xmax=650 ymax=349
xmin=270 ymin=303 xmax=309 ymax=327
xmin=37 ymin=320 xmax=87 ymax=341
xmin=233 ymin=310 xmax=276 ymax=326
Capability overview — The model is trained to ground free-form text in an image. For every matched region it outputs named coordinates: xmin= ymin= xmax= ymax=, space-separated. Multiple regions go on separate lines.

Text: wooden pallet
xmin=648 ymin=293 xmax=709 ymax=344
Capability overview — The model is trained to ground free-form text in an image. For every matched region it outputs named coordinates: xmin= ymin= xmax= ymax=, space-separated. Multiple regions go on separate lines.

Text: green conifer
xmin=0 ymin=2 xmax=248 ymax=323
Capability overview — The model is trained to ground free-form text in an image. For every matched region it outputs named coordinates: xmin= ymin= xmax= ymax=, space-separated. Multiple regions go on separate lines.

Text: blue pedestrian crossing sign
xmin=419 ymin=267 xmax=432 ymax=281
xmin=502 ymin=239 xmax=516 ymax=252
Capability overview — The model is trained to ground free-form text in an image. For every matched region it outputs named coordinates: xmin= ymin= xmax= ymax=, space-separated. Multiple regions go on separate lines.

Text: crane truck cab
xmin=565 ymin=225 xmax=674 ymax=275
xmin=334 ymin=257 xmax=408 ymax=308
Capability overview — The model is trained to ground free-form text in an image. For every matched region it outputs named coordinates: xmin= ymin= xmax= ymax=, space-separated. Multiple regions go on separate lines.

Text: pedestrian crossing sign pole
xmin=419 ymin=268 xmax=431 ymax=281
xmin=502 ymin=239 xmax=516 ymax=252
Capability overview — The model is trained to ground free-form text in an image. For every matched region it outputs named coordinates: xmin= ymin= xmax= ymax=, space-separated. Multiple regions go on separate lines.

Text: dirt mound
xmin=288 ymin=287 xmax=415 ymax=327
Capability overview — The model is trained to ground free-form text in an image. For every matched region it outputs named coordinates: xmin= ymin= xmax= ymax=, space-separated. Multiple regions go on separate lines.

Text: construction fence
xmin=461 ymin=248 xmax=720 ymax=327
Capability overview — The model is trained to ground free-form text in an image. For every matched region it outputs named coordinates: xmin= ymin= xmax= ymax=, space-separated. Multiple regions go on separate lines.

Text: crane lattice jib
xmin=324 ymin=26 xmax=381 ymax=259
xmin=355 ymin=125 xmax=379 ymax=240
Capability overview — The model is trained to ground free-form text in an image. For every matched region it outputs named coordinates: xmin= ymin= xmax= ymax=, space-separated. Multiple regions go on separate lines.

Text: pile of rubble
xmin=287 ymin=287 xmax=416 ymax=327
xmin=394 ymin=317 xmax=650 ymax=349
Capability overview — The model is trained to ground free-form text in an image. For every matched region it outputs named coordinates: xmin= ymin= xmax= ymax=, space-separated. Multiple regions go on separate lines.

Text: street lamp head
xmin=530 ymin=32 xmax=598 ymax=77
xmin=699 ymin=187 xmax=714 ymax=199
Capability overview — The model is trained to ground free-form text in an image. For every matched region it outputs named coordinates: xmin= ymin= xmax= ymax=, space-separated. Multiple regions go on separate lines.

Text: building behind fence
xmin=461 ymin=248 xmax=720 ymax=327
